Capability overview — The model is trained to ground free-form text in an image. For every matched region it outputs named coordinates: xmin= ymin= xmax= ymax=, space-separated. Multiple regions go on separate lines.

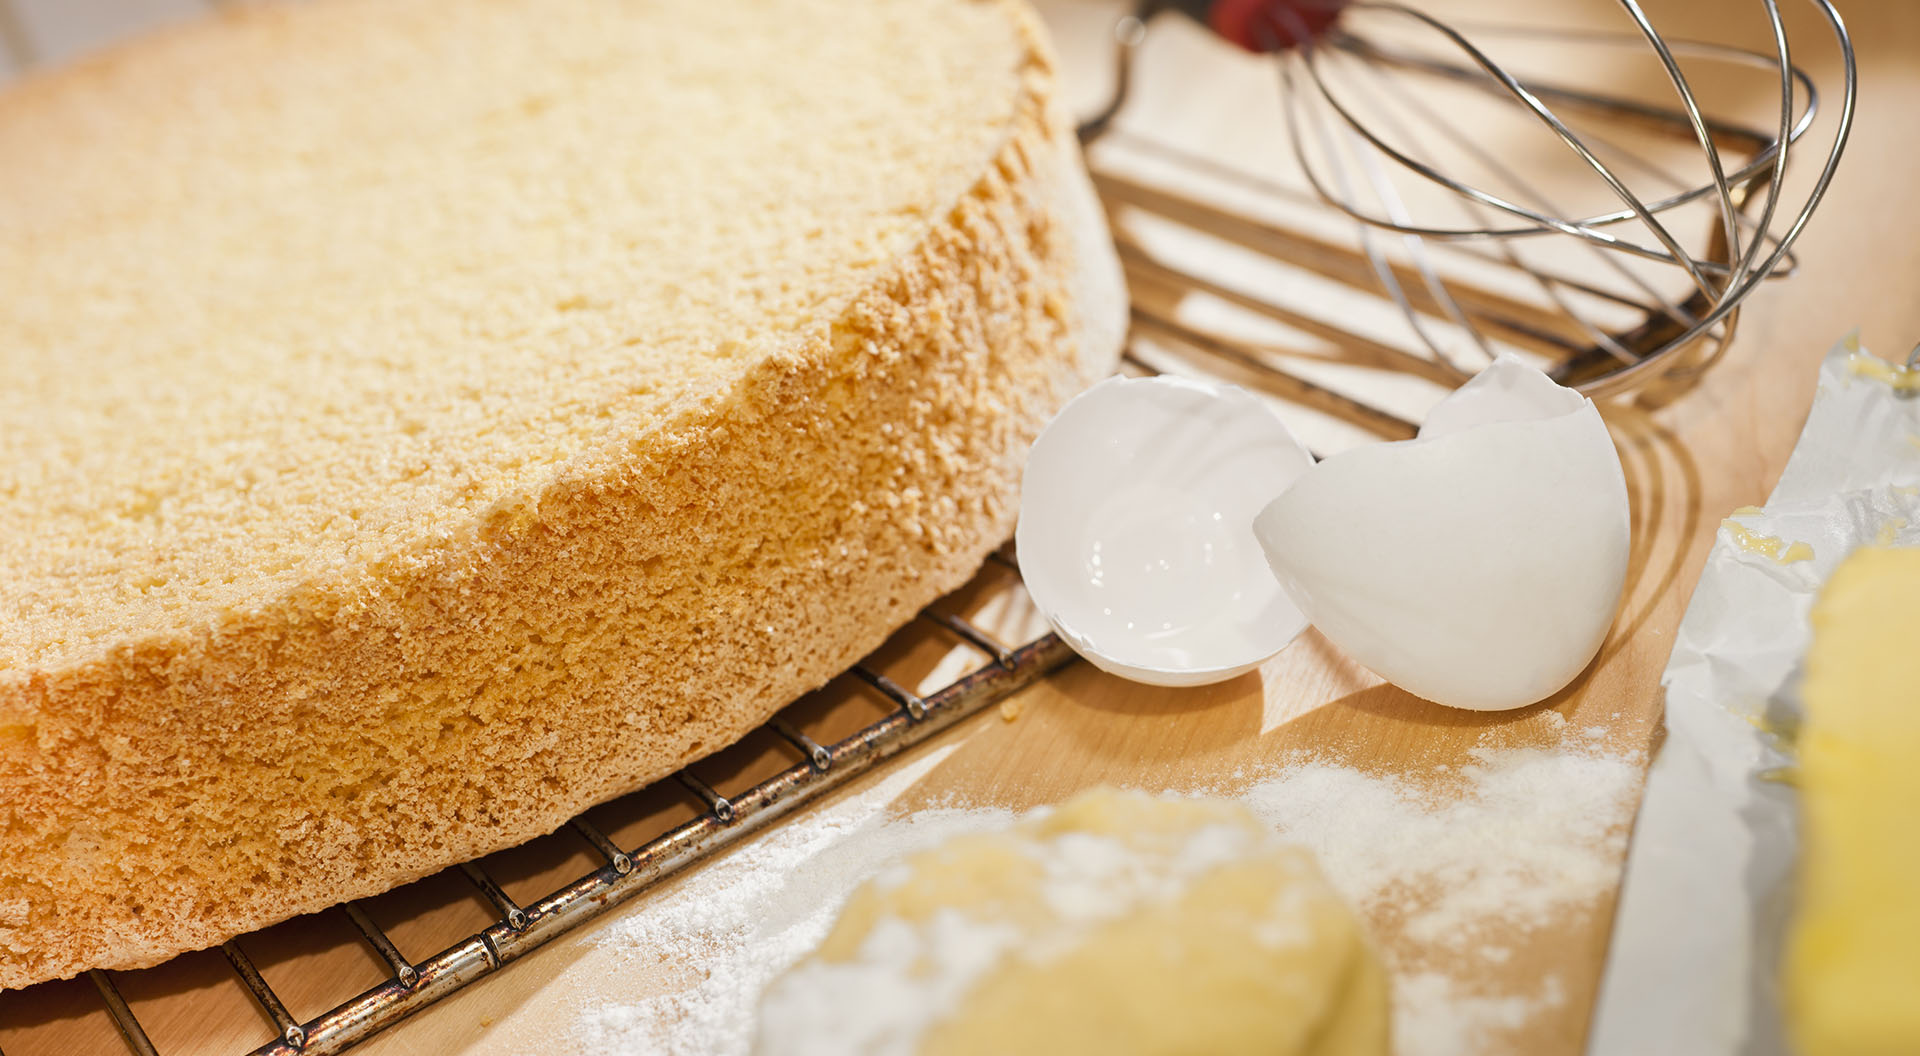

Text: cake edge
xmin=0 ymin=0 xmax=1126 ymax=989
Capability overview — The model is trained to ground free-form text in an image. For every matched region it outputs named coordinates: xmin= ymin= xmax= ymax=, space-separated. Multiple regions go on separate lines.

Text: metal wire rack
xmin=0 ymin=550 xmax=1070 ymax=1056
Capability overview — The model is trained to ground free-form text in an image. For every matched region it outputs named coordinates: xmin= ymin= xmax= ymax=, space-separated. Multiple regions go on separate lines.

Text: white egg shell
xmin=1017 ymin=375 xmax=1315 ymax=687
xmin=1253 ymin=355 xmax=1629 ymax=711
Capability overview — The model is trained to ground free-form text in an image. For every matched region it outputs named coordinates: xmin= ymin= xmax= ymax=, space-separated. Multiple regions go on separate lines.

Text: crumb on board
xmin=999 ymin=698 xmax=1023 ymax=722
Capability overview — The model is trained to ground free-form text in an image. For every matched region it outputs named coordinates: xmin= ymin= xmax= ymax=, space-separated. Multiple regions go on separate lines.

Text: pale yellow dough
xmin=754 ymin=789 xmax=1388 ymax=1056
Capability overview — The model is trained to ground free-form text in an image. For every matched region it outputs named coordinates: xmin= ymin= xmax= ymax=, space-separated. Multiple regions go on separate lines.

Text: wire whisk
xmin=1080 ymin=0 xmax=1856 ymax=417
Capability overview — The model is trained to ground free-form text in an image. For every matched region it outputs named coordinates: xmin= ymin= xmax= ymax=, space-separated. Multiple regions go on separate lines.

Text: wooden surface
xmin=3 ymin=0 xmax=1920 ymax=1053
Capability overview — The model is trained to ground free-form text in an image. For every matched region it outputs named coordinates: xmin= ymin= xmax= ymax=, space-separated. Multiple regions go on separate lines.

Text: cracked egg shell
xmin=1017 ymin=375 xmax=1315 ymax=687
xmin=1253 ymin=354 xmax=1630 ymax=711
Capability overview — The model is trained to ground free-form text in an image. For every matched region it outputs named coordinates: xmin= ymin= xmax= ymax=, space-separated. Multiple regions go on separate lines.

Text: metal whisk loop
xmin=1084 ymin=0 xmax=1857 ymax=401
xmin=1297 ymin=8 xmax=1721 ymax=294
xmin=1337 ymin=26 xmax=1820 ymax=233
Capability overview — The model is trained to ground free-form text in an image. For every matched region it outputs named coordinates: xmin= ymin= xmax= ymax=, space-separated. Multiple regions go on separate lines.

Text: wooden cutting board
xmin=2 ymin=0 xmax=1918 ymax=1053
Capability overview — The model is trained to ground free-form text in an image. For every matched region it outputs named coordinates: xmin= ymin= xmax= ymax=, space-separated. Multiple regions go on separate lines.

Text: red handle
xmin=1164 ymin=0 xmax=1348 ymax=53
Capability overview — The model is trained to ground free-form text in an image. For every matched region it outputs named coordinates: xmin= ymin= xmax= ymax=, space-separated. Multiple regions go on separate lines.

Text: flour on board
xmin=571 ymin=742 xmax=1640 ymax=1056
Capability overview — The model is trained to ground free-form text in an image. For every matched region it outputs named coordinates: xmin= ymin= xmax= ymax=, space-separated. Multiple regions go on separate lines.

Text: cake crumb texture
xmin=0 ymin=0 xmax=1125 ymax=987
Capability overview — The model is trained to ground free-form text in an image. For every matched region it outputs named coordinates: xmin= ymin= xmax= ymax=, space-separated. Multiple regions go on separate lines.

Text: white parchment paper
xmin=1588 ymin=335 xmax=1920 ymax=1055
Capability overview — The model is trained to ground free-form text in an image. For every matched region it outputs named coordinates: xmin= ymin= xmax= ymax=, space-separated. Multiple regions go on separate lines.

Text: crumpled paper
xmin=1587 ymin=335 xmax=1920 ymax=1055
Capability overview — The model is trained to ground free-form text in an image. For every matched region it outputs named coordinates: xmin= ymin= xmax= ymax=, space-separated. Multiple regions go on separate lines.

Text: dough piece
xmin=754 ymin=788 xmax=1388 ymax=1056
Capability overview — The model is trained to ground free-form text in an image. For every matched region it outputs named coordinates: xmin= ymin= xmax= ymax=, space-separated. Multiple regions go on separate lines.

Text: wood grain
xmin=2 ymin=0 xmax=1918 ymax=1053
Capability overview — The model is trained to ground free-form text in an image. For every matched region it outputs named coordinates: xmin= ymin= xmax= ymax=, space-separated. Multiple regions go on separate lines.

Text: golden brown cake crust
xmin=0 ymin=3 xmax=1124 ymax=986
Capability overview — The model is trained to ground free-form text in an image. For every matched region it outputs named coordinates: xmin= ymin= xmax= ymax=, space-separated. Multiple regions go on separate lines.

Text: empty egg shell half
xmin=1253 ymin=354 xmax=1630 ymax=711
xmin=1016 ymin=375 xmax=1315 ymax=686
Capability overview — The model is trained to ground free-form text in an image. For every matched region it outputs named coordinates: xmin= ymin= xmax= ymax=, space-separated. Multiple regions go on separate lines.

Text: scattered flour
xmin=571 ymin=743 xmax=1640 ymax=1056
xmin=753 ymin=909 xmax=1025 ymax=1056
xmin=574 ymin=752 xmax=1009 ymax=1056
xmin=1393 ymin=971 xmax=1566 ymax=1056
xmin=1236 ymin=746 xmax=1638 ymax=946
xmin=1231 ymin=746 xmax=1639 ymax=1055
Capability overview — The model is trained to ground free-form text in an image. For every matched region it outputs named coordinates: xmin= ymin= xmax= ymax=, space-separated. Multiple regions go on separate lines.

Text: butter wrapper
xmin=1589 ymin=336 xmax=1920 ymax=1055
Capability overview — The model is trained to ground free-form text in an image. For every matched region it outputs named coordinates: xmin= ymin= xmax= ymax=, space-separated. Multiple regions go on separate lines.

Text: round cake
xmin=0 ymin=0 xmax=1125 ymax=987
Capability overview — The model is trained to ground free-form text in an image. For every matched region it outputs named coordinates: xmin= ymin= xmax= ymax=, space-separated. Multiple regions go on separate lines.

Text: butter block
xmin=1788 ymin=546 xmax=1920 ymax=1055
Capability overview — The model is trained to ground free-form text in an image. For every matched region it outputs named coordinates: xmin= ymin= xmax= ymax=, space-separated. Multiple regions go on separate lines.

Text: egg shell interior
xmin=1017 ymin=376 xmax=1313 ymax=687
